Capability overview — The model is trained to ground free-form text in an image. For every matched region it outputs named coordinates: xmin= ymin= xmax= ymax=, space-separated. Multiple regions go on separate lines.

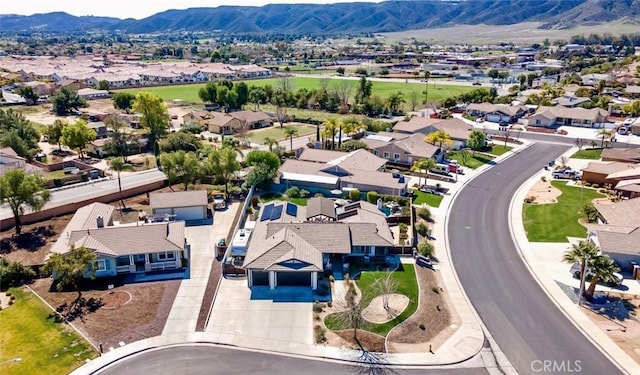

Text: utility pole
xmin=424 ymin=71 xmax=430 ymax=114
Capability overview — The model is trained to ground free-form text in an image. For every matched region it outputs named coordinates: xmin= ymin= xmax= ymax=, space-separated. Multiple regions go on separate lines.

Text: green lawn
xmin=116 ymin=77 xmax=473 ymax=110
xmin=46 ymin=170 xmax=67 ymax=179
xmin=448 ymin=151 xmax=494 ymax=169
xmin=488 ymin=145 xmax=512 ymax=156
xmin=324 ymin=263 xmax=418 ymax=336
xmin=259 ymin=193 xmax=310 ymax=206
xmin=0 ymin=288 xmax=97 ymax=375
xmin=412 ymin=190 xmax=443 ymax=207
xmin=523 ymin=181 xmax=604 ymax=242
xmin=570 ymin=148 xmax=603 ymax=160
xmin=249 ymin=124 xmax=316 ymax=143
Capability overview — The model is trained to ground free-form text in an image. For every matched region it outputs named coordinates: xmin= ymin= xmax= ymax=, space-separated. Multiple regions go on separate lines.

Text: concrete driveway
xmin=206 ymin=278 xmax=313 ymax=345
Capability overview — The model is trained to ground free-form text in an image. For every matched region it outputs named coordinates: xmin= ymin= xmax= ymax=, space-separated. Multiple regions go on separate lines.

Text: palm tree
xmin=284 ymin=127 xmax=299 ymax=151
xmin=108 ymin=157 xmax=134 ymax=210
xmin=584 ymin=254 xmax=619 ymax=300
xmin=562 ymin=240 xmax=599 ymax=296
xmin=263 ymin=137 xmax=278 ymax=152
xmin=322 ymin=118 xmax=340 ymax=150
xmin=411 ymin=158 xmax=437 ymax=187
xmin=597 ymin=128 xmax=613 ymax=148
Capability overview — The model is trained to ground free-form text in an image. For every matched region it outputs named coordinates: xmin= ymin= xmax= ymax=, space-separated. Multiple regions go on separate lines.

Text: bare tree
xmin=457 ymin=148 xmax=472 ymax=167
xmin=276 ymin=75 xmax=294 ymax=94
xmin=373 ymin=271 xmax=398 ymax=316
xmin=336 ymin=281 xmax=368 ymax=344
xmin=408 ymin=91 xmax=420 ymax=112
xmin=334 ymin=80 xmax=353 ymax=106
xmin=320 ymin=77 xmax=331 ymax=92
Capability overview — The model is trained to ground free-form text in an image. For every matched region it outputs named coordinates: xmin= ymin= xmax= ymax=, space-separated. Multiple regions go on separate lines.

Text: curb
xmin=508 ymin=146 xmax=637 ymax=375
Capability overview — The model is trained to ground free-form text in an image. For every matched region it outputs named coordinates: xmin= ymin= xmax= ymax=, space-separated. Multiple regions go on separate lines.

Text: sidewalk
xmin=510 ymin=146 xmax=640 ymax=375
xmin=162 ymin=203 xmax=240 ymax=334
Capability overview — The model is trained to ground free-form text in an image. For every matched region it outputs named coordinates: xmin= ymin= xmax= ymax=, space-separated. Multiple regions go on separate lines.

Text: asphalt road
xmin=0 ymin=169 xmax=166 ymax=222
xmin=95 ymin=345 xmax=489 ymax=375
xmin=486 ymin=129 xmax=640 ymax=148
xmin=448 ymin=142 xmax=622 ymax=374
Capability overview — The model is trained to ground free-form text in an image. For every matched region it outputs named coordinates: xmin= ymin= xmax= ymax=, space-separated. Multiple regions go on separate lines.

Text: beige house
xmin=361 ymin=132 xmax=441 ymax=165
xmin=528 ymin=106 xmax=609 ymax=128
xmin=581 ymin=162 xmax=640 ymax=198
xmin=466 ymin=103 xmax=527 ymax=123
xmin=589 ymin=198 xmax=640 ymax=270
xmin=182 ymin=110 xmax=273 ymax=134
xmin=150 ymin=190 xmax=209 ymax=221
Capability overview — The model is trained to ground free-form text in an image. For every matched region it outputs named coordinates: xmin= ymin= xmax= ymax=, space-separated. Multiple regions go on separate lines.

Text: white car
xmin=213 ymin=194 xmax=226 ymax=210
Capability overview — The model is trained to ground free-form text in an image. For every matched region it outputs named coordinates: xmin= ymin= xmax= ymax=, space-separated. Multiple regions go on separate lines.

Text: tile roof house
xmin=243 ymin=198 xmax=394 ymax=290
xmin=528 ymin=106 xmax=609 ymax=128
xmin=150 ymin=190 xmax=209 ymax=221
xmin=601 ymin=148 xmax=640 ymax=163
xmin=183 ymin=110 xmax=273 ymax=134
xmin=361 ymin=133 xmax=441 ymax=166
xmin=50 ymin=202 xmax=188 ymax=279
xmin=581 ymin=162 xmax=640 ymax=198
xmin=279 ymin=149 xmax=407 ymax=195
xmin=466 ymin=103 xmax=528 ymax=123
xmin=588 ymin=198 xmax=640 ymax=270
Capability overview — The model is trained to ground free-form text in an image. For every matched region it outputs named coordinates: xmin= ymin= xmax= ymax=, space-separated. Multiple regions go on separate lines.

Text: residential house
xmin=429 ymin=118 xmax=474 ymax=150
xmin=601 ymin=148 xmax=640 ymax=163
xmin=581 ymin=162 xmax=640 ymax=198
xmin=243 ymin=198 xmax=394 ymax=290
xmin=588 ymin=198 xmax=640 ymax=270
xmin=0 ymin=147 xmax=43 ymax=176
xmin=393 ymin=116 xmax=442 ymax=134
xmin=150 ymin=190 xmax=209 ymax=221
xmin=581 ymin=73 xmax=612 ymax=86
xmin=527 ymin=106 xmax=609 ymax=128
xmin=182 ymin=110 xmax=273 ymax=134
xmin=465 ymin=103 xmax=527 ymax=123
xmin=628 ymin=118 xmax=640 ymax=136
xmin=553 ymin=95 xmax=591 ymax=108
xmin=360 ymin=132 xmax=441 ymax=165
xmin=50 ymin=202 xmax=188 ymax=279
xmin=77 ymin=88 xmax=111 ymax=100
xmin=624 ymin=86 xmax=640 ymax=99
xmin=87 ymin=122 xmax=108 ymax=139
xmin=279 ymin=149 xmax=407 ymax=196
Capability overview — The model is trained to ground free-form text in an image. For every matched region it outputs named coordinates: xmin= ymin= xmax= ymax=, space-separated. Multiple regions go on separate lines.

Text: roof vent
xmin=96 ymin=215 xmax=104 ymax=228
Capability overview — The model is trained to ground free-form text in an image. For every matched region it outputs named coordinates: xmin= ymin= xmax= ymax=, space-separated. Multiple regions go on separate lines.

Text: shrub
xmin=314 ymin=313 xmax=321 ymax=321
xmin=327 ymin=301 xmax=332 ymax=308
xmin=314 ymin=325 xmax=327 ymax=343
xmin=285 ymin=186 xmax=301 ymax=198
xmin=432 ymin=287 xmax=440 ymax=294
xmin=251 ymin=195 xmax=260 ymax=207
xmin=415 ymin=220 xmax=429 ymax=238
xmin=53 ymin=178 xmax=62 ymax=187
xmin=81 ymin=172 xmax=89 ymax=182
xmin=5 ymin=292 xmax=11 ymax=297
xmin=366 ymin=191 xmax=379 ymax=204
xmin=299 ymin=189 xmax=311 ymax=198
xmin=1 ymin=260 xmax=36 ymax=286
xmin=417 ymin=241 xmax=435 ymax=258
xmin=8 ymin=300 xmax=13 ymax=306
xmin=419 ymin=324 xmax=426 ymax=330
xmin=348 ymin=188 xmax=361 ymax=201
xmin=399 ymin=223 xmax=408 ymax=233
xmin=329 ymin=275 xmax=335 ymax=283
xmin=10 ymin=295 xmax=16 ymax=301
xmin=541 ymin=176 xmax=547 ymax=182
xmin=524 ymin=195 xmax=536 ymax=204
xmin=313 ymin=302 xmax=325 ymax=313
xmin=314 ymin=192 xmax=324 ymax=197
xmin=416 ymin=206 xmax=432 ymax=221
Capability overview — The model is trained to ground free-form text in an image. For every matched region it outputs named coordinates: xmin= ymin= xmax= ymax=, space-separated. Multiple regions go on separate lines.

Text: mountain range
xmin=0 ymin=0 xmax=638 ymax=35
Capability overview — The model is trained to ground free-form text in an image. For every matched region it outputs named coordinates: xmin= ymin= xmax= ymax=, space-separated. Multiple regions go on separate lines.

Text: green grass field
xmin=116 ymin=77 xmax=473 ymax=108
xmin=488 ymin=145 xmax=512 ymax=156
xmin=0 ymin=288 xmax=97 ymax=375
xmin=259 ymin=193 xmax=310 ymax=206
xmin=324 ymin=263 xmax=418 ymax=336
xmin=570 ymin=148 xmax=603 ymax=160
xmin=448 ymin=151 xmax=494 ymax=169
xmin=412 ymin=190 xmax=443 ymax=207
xmin=523 ymin=181 xmax=604 ymax=242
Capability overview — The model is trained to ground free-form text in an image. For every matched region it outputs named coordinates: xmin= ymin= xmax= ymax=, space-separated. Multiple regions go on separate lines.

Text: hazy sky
xmin=2 ymin=0 xmax=381 ymax=19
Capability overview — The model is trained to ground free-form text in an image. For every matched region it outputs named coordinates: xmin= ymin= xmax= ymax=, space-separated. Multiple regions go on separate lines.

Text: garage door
xmin=252 ymin=271 xmax=269 ymax=286
xmin=486 ymin=114 xmax=500 ymax=123
xmin=153 ymin=208 xmax=172 ymax=216
xmin=173 ymin=206 xmax=205 ymax=221
xmin=277 ymin=272 xmax=311 ymax=287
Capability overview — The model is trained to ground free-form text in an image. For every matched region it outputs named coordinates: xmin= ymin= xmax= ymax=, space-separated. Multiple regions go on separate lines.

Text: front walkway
xmin=162 ymin=203 xmax=240 ymax=334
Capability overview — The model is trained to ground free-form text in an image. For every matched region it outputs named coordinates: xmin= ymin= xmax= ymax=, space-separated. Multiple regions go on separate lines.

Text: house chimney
xmin=96 ymin=215 xmax=104 ymax=228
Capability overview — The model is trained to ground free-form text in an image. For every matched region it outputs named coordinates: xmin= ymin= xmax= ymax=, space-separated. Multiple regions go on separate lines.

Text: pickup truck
xmin=552 ymin=169 xmax=581 ymax=180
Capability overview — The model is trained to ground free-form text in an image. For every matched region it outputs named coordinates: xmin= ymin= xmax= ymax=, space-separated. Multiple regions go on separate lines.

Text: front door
xmin=135 ymin=254 xmax=146 ymax=272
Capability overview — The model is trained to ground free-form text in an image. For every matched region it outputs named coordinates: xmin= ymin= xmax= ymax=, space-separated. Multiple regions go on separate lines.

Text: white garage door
xmin=153 ymin=208 xmax=173 ymax=216
xmin=173 ymin=206 xmax=205 ymax=221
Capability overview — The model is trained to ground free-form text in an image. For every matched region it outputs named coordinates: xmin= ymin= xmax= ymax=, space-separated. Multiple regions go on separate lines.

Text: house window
xmin=383 ymin=152 xmax=390 ymax=159
xmin=535 ymin=119 xmax=541 ymax=125
xmin=393 ymin=153 xmax=400 ymax=160
xmin=95 ymin=260 xmax=107 ymax=272
xmin=373 ymin=150 xmax=379 ymax=156
xmin=158 ymin=252 xmax=176 ymax=261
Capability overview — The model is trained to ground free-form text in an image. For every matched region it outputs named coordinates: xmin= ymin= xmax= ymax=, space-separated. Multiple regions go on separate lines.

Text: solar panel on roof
xmin=260 ymin=204 xmax=274 ymax=221
xmin=285 ymin=202 xmax=298 ymax=217
xmin=270 ymin=205 xmax=283 ymax=220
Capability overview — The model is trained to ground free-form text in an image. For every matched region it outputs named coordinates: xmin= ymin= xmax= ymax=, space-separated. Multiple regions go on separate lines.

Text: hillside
xmin=0 ymin=0 xmax=638 ymax=34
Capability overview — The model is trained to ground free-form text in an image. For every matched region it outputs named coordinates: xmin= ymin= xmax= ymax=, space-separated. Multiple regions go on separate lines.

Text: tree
xmin=584 ymin=254 xmax=619 ymax=300
xmin=425 ymin=130 xmax=452 ymax=149
xmin=562 ymin=240 xmax=599 ymax=296
xmin=262 ymin=137 xmax=278 ymax=152
xmin=132 ymin=92 xmax=170 ymax=157
xmin=112 ymin=92 xmax=136 ymax=112
xmin=582 ymin=204 xmax=599 ymax=222
xmin=198 ymin=82 xmax=217 ymax=104
xmin=321 ymin=117 xmax=340 ymax=150
xmin=408 ymin=91 xmax=421 ymax=112
xmin=43 ymin=246 xmax=97 ymax=305
xmin=52 ymin=86 xmax=87 ymax=115
xmin=0 ymin=169 xmax=51 ymax=235
xmin=16 ymin=86 xmax=38 ymax=105
xmin=337 ymin=281 xmax=368 ymax=342
xmin=0 ymin=109 xmax=40 ymax=160
xmin=623 ymin=101 xmax=640 ymax=117
xmin=158 ymin=131 xmax=201 ymax=153
xmin=97 ymin=80 xmax=110 ymax=91
xmin=336 ymin=67 xmax=345 ymax=75
xmin=271 ymin=90 xmax=288 ymax=127
xmin=244 ymin=150 xmax=281 ymax=189
xmin=355 ymin=76 xmax=373 ymax=105
xmin=414 ymin=220 xmax=429 ymax=238
xmin=467 ymin=130 xmax=486 ymax=152
xmin=248 ymin=87 xmax=267 ymax=110
xmin=339 ymin=140 xmax=368 ymax=152
xmin=61 ymin=119 xmax=96 ymax=159
xmin=284 ymin=127 xmax=299 ymax=151
xmin=596 ymin=128 xmax=613 ymax=148
xmin=108 ymin=157 xmax=133 ymax=210
xmin=160 ymin=151 xmax=201 ymax=191
xmin=411 ymin=158 xmax=436 ymax=187
xmin=246 ymin=150 xmax=280 ymax=172
xmin=103 ymin=115 xmax=137 ymax=160
xmin=373 ymin=271 xmax=398 ymax=314
xmin=234 ymin=81 xmax=249 ymax=108
xmin=386 ymin=92 xmax=404 ymax=114
xmin=457 ymin=148 xmax=472 ymax=167
xmin=47 ymin=119 xmax=67 ymax=151
xmin=204 ymin=147 xmax=241 ymax=197
xmin=416 ymin=205 xmax=432 ymax=221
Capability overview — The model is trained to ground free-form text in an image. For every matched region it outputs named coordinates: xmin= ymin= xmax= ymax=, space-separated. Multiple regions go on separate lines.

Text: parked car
xmin=570 ymin=263 xmax=623 ymax=287
xmin=472 ymin=82 xmax=482 ymax=86
xmin=552 ymin=169 xmax=581 ymax=180
xmin=498 ymin=120 xmax=509 ymax=128
xmin=213 ymin=194 xmax=226 ymax=210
